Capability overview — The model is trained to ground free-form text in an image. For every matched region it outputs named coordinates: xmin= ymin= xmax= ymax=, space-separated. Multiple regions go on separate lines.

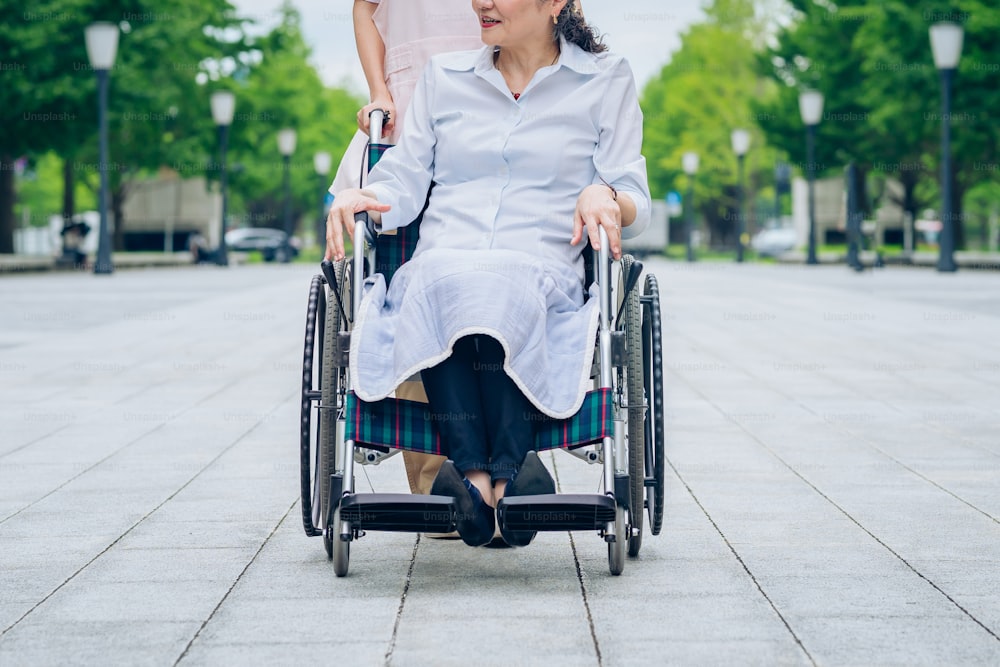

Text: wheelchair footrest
xmin=339 ymin=493 xmax=457 ymax=533
xmin=497 ymin=494 xmax=617 ymax=532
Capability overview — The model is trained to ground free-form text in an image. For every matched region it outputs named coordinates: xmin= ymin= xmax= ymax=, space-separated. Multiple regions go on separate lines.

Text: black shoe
xmin=429 ymin=461 xmax=495 ymax=547
xmin=483 ymin=536 xmax=512 ymax=549
xmin=499 ymin=451 xmax=555 ymax=547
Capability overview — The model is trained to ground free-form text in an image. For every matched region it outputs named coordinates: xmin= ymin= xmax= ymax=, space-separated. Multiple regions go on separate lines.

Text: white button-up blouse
xmin=365 ymin=36 xmax=651 ymax=291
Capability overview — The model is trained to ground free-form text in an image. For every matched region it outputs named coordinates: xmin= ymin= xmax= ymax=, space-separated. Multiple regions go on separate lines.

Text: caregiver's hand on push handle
xmin=358 ymin=99 xmax=395 ymax=136
xmin=325 ymin=188 xmax=391 ymax=262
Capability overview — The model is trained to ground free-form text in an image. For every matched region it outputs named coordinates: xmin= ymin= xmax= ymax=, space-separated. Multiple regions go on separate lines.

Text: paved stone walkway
xmin=1 ymin=260 xmax=998 ymax=665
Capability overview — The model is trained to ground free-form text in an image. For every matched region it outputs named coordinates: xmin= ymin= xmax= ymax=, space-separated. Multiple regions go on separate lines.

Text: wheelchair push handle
xmin=368 ymin=109 xmax=386 ymax=143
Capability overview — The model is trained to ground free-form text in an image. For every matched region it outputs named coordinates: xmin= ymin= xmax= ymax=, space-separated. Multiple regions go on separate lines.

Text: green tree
xmin=752 ymin=1 xmax=871 ymax=171
xmin=1 ymin=0 xmax=92 ymax=252
xmin=14 ymin=152 xmax=97 ymax=229
xmin=220 ymin=5 xmax=361 ymax=240
xmin=641 ymin=0 xmax=780 ymax=247
xmin=755 ymin=0 xmax=1000 ymax=249
xmin=88 ymin=0 xmax=247 ymax=250
xmin=0 ymin=0 xmax=248 ymax=253
xmin=853 ymin=0 xmax=1000 ymax=249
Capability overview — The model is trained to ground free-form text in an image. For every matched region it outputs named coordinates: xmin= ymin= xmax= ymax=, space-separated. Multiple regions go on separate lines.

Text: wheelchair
xmin=299 ymin=111 xmax=664 ymax=576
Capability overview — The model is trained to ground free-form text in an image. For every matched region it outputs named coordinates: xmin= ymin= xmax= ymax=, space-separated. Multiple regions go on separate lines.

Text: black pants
xmin=421 ymin=335 xmax=540 ymax=482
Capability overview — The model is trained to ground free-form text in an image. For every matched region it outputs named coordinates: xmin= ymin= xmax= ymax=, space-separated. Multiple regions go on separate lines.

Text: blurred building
xmin=122 ymin=174 xmax=221 ymax=251
xmin=792 ymin=175 xmax=908 ymax=248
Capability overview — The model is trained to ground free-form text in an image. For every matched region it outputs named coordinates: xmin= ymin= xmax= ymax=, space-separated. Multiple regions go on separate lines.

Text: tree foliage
xmin=754 ymin=0 xmax=1000 ymax=248
xmin=219 ymin=6 xmax=362 ymax=236
xmin=1 ymin=0 xmax=247 ymax=251
xmin=641 ymin=0 xmax=781 ymax=247
xmin=2 ymin=0 xmax=362 ymax=253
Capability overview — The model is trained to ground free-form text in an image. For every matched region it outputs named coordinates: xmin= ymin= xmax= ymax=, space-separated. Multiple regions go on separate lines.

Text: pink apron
xmin=330 ymin=0 xmax=482 ymax=194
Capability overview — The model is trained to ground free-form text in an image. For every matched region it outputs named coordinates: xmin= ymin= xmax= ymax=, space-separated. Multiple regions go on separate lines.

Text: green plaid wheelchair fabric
xmin=375 ymin=220 xmax=421 ymax=286
xmin=367 ymin=142 xmax=421 ymax=286
xmin=367 ymin=142 xmax=392 ymax=172
xmin=345 ymin=388 xmax=613 ymax=454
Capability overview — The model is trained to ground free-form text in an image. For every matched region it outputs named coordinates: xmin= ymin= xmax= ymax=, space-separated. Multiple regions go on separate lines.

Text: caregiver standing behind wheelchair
xmin=332 ymin=0 xmax=485 ymax=503
xmin=326 ymin=0 xmax=650 ymax=547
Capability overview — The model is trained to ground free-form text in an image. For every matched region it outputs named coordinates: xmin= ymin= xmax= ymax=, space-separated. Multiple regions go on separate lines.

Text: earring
xmin=552 ymin=15 xmax=558 ymax=25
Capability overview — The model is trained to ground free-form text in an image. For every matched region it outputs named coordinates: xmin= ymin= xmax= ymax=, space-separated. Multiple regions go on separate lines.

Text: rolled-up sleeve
xmin=365 ymin=64 xmax=437 ymax=232
xmin=593 ymin=59 xmax=651 ymax=240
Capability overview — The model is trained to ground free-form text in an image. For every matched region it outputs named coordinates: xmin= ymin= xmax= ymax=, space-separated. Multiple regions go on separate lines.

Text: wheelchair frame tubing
xmin=353 ymin=219 xmax=366 ymax=325
xmin=334 ymin=217 xmax=369 ymax=543
xmin=596 ymin=227 xmax=618 ymax=539
xmin=340 ymin=437 xmax=356 ymax=541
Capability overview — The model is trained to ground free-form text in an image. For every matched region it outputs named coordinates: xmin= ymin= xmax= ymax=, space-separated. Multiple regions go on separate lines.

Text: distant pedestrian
xmin=59 ymin=221 xmax=90 ymax=268
xmin=189 ymin=232 xmax=221 ymax=264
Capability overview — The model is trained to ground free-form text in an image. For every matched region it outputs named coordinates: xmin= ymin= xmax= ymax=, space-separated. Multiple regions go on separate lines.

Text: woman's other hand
xmin=325 ymin=189 xmax=391 ymax=261
xmin=357 ymin=97 xmax=397 ymax=138
xmin=571 ymin=184 xmax=622 ymax=259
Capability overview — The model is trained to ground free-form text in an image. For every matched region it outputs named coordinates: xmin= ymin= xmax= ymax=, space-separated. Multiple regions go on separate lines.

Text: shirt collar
xmin=555 ymin=36 xmax=601 ymax=75
xmin=446 ymin=35 xmax=600 ymax=76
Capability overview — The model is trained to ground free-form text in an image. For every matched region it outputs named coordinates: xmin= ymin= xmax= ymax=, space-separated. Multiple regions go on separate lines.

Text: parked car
xmin=751 ymin=227 xmax=798 ymax=257
xmin=224 ymin=228 xmax=300 ymax=262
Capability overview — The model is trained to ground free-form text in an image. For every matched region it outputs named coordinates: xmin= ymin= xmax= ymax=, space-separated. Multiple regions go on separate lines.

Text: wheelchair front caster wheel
xmin=323 ymin=530 xmax=333 ymax=560
xmin=607 ymin=506 xmax=626 ymax=576
xmin=332 ymin=508 xmax=351 ymax=577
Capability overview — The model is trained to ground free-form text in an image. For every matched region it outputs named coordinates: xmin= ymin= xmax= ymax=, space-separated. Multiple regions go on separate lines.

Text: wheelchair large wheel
xmin=299 ymin=274 xmax=326 ymax=538
xmin=619 ymin=255 xmax=645 ymax=557
xmin=318 ymin=259 xmax=352 ymax=558
xmin=642 ymin=274 xmax=665 ymax=535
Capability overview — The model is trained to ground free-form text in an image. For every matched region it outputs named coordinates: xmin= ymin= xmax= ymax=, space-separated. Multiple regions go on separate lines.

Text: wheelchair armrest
xmin=354 ymin=211 xmax=378 ymax=246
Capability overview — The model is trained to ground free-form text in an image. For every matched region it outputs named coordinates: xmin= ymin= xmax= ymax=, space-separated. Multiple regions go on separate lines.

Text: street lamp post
xmin=682 ymin=151 xmax=699 ymax=262
xmin=313 ymin=151 xmax=332 ymax=250
xmin=799 ymin=90 xmax=824 ymax=265
xmin=930 ymin=22 xmax=963 ymax=273
xmin=731 ymin=129 xmax=751 ymax=262
xmin=277 ymin=128 xmax=297 ymax=261
xmin=210 ymin=91 xmax=236 ymax=266
xmin=84 ymin=22 xmax=120 ymax=275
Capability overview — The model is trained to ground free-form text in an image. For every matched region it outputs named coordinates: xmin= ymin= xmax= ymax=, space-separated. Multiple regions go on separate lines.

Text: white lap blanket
xmin=349 ymin=248 xmax=599 ymax=419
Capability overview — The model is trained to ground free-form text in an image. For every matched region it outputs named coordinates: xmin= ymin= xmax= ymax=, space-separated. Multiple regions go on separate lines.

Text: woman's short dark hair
xmin=554 ymin=0 xmax=608 ymax=53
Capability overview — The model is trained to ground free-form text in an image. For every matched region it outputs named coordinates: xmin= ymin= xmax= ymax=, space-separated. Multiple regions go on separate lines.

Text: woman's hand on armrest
xmin=571 ymin=184 xmax=629 ymax=260
xmin=325 ymin=188 xmax=391 ymax=261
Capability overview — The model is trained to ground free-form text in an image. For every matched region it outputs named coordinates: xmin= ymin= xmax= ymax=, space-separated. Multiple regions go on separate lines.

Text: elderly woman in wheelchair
xmin=303 ymin=0 xmax=664 ymax=575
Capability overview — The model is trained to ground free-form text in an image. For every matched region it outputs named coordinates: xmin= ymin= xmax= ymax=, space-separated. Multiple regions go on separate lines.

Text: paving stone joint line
xmin=383 ymin=534 xmax=422 ymax=666
xmin=671 ymin=326 xmax=1000 ymax=525
xmin=551 ymin=453 xmax=604 ymax=667
xmin=0 ymin=395 xmax=290 ymax=638
xmin=0 ymin=423 xmax=72 ymax=462
xmin=0 ymin=376 xmax=247 ymax=527
xmin=677 ymin=372 xmax=1000 ymax=644
xmin=174 ymin=499 xmax=299 ymax=665
xmin=664 ymin=456 xmax=819 ymax=667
